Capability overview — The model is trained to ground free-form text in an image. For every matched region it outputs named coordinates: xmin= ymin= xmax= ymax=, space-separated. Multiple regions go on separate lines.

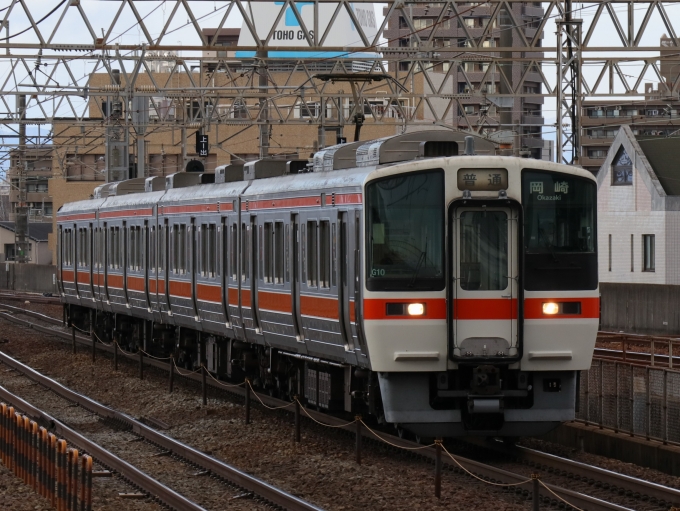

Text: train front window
xmin=522 ymin=170 xmax=597 ymax=290
xmin=366 ymin=170 xmax=445 ymax=291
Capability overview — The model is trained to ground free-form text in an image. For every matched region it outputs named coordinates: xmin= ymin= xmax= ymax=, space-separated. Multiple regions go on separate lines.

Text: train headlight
xmin=542 ymin=302 xmax=560 ymax=315
xmin=407 ymin=303 xmax=425 ymax=316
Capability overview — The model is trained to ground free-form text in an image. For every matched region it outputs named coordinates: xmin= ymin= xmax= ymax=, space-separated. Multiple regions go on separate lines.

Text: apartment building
xmin=7 ymin=146 xmax=53 ymax=221
xmin=581 ymin=35 xmax=680 ymax=174
xmin=382 ymin=2 xmax=546 ymax=158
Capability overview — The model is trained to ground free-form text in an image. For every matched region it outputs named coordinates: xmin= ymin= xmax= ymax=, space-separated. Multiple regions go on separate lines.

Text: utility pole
xmin=499 ymin=7 xmax=514 ymax=155
xmin=105 ymin=68 xmax=129 ymax=182
xmin=132 ymin=95 xmax=149 ymax=178
xmin=14 ymin=94 xmax=29 ymax=263
xmin=257 ymin=43 xmax=269 ymax=159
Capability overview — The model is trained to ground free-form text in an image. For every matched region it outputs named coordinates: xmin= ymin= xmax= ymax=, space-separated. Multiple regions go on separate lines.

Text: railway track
xmin=0 ymin=382 xmax=204 ymax=511
xmin=2 ymin=302 xmax=679 ymax=510
xmin=0 ymin=349 xmax=324 ymax=511
xmin=461 ymin=437 xmax=680 ymax=511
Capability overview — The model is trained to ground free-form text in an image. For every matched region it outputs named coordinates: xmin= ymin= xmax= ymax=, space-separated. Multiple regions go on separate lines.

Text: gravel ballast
xmin=0 ymin=303 xmax=532 ymax=510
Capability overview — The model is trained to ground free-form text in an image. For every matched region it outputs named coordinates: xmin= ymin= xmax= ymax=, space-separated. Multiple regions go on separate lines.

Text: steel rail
xmin=0 ymin=302 xmax=63 ymax=326
xmin=466 ymin=438 xmax=680 ymax=507
xmin=0 ymin=293 xmax=60 ymax=305
xmin=0 ymin=347 xmax=324 ymax=511
xmin=0 ymin=311 xmax=640 ymax=511
xmin=0 ymin=383 xmax=208 ymax=511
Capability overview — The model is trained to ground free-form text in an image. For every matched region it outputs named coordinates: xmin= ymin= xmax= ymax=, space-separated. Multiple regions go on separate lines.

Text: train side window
xmin=284 ymin=224 xmax=290 ymax=283
xmin=129 ymin=227 xmax=135 ymax=270
xmin=63 ymin=229 xmax=70 ymax=266
xmin=263 ymin=222 xmax=273 ymax=283
xmin=275 ymin=222 xmax=284 ymax=284
xmin=80 ymin=228 xmax=88 ymax=267
xmin=137 ymin=222 xmax=148 ymax=271
xmin=231 ymin=224 xmax=237 ymax=280
xmin=149 ymin=227 xmax=155 ymax=271
xmin=172 ymin=225 xmax=178 ymax=274
xmin=241 ymin=223 xmax=248 ymax=281
xmin=331 ymin=222 xmax=337 ymax=288
xmin=161 ymin=222 xmax=167 ymax=272
xmin=77 ymin=229 xmax=82 ymax=267
xmin=208 ymin=224 xmax=217 ymax=278
xmin=180 ymin=224 xmax=187 ymax=274
xmin=200 ymin=224 xmax=207 ymax=276
xmin=320 ymin=220 xmax=330 ymax=288
xmin=259 ymin=224 xmax=263 ymax=280
xmin=307 ymin=220 xmax=318 ymax=287
xmin=301 ymin=223 xmax=306 ymax=283
xmin=109 ymin=227 xmax=117 ymax=269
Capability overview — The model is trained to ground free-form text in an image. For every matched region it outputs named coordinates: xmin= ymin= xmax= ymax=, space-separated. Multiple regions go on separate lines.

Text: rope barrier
xmin=441 ymin=444 xmax=532 ymax=487
xmin=359 ymin=420 xmax=436 ymax=450
xmin=70 ymin=324 xmax=90 ymax=335
xmin=138 ymin=347 xmax=172 ymax=361
xmin=538 ymin=479 xmax=584 ymax=511
xmin=203 ymin=367 xmax=246 ymax=388
xmin=171 ymin=357 xmax=203 ymax=376
xmin=113 ymin=340 xmax=139 ymax=358
xmin=294 ymin=398 xmax=357 ymax=428
xmin=245 ymin=380 xmax=295 ymax=410
xmin=92 ymin=331 xmax=112 ymax=347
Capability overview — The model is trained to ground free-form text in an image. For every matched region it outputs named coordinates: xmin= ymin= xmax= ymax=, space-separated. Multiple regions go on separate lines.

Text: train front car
xmin=363 ymin=156 xmax=598 ymax=438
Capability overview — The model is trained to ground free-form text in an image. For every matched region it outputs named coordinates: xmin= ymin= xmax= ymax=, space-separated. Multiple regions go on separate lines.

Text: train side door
xmin=220 ymin=216 xmax=231 ymax=327
xmin=338 ymin=211 xmax=354 ymax=351
xmin=88 ymin=223 xmax=95 ymax=298
xmin=191 ymin=218 xmax=199 ymax=318
xmin=290 ymin=213 xmax=305 ymax=347
xmin=451 ymin=205 xmax=519 ymax=360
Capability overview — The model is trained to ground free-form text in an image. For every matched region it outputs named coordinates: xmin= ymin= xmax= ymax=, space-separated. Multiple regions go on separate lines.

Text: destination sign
xmin=457 ymin=168 xmax=508 ymax=191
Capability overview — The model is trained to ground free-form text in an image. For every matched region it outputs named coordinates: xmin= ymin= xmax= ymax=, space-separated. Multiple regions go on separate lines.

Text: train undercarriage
xmin=66 ymin=305 xmax=383 ymax=422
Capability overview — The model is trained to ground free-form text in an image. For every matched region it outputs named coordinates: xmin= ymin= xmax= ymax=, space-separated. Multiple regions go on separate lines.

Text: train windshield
xmin=522 ymin=169 xmax=598 ymax=291
xmin=522 ymin=170 xmax=596 ymax=254
xmin=366 ymin=170 xmax=445 ymax=291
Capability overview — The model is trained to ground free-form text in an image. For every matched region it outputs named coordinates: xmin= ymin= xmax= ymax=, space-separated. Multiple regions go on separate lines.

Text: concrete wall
xmin=0 ymin=263 xmax=57 ymax=294
xmin=600 ymin=282 xmax=680 ymax=334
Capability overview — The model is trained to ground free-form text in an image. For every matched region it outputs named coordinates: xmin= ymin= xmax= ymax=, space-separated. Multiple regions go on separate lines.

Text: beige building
xmin=0 ymin=221 xmax=52 ymax=264
xmin=47 ymin=47 xmax=421 ymax=262
xmin=7 ymin=146 xmax=53 ymax=221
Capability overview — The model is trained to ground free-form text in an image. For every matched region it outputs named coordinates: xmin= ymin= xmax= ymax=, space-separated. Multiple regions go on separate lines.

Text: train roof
xmin=242 ymin=165 xmax=369 ymax=198
xmin=158 ymin=181 xmax=249 ymax=205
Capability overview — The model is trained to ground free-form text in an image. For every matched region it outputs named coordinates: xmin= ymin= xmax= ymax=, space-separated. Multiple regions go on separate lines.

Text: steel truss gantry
xmin=0 ymin=0 xmax=678 ymax=165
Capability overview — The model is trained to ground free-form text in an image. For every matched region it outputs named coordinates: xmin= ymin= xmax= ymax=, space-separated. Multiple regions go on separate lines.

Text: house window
xmin=643 ymin=234 xmax=655 ymax=272
xmin=612 ymin=146 xmax=633 ymax=185
xmin=631 ymin=234 xmax=634 ymax=272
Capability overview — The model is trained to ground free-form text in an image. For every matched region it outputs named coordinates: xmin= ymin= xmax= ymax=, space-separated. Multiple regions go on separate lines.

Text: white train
xmin=58 ymin=130 xmax=598 ymax=437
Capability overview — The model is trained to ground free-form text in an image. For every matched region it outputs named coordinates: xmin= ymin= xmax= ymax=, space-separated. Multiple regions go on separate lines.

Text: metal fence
xmin=576 ymin=359 xmax=680 ymax=444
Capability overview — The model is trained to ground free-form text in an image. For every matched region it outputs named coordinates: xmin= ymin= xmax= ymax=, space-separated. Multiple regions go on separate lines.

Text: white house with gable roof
xmin=597 ymin=124 xmax=680 ymax=284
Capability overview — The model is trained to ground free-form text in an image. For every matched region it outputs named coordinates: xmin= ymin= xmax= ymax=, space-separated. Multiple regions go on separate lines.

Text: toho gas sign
xmin=236 ymin=2 xmax=380 ymax=59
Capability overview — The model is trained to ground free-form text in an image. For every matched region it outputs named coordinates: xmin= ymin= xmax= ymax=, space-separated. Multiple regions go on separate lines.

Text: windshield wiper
xmin=539 ymin=230 xmax=560 ymax=263
xmin=408 ymin=241 xmax=427 ymax=288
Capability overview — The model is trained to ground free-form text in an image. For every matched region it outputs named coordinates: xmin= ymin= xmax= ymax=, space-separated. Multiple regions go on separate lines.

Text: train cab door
xmin=451 ymin=204 xmax=520 ymax=361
